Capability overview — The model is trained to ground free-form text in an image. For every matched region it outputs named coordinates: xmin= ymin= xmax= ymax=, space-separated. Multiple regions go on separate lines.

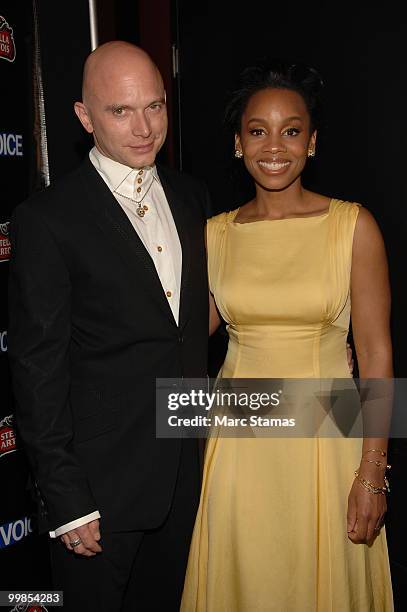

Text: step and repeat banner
xmin=1 ymin=0 xmax=92 ymax=594
xmin=0 ymin=1 xmax=51 ymax=591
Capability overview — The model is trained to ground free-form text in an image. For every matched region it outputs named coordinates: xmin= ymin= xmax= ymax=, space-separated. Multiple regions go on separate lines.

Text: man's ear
xmin=74 ymin=102 xmax=94 ymax=134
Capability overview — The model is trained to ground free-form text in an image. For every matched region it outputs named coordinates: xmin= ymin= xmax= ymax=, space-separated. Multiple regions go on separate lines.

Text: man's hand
xmin=60 ymin=519 xmax=102 ymax=556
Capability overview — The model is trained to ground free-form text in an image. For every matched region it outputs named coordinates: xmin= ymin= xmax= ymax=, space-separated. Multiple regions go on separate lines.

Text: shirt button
xmin=138 ymin=169 xmax=143 ymax=175
xmin=137 ymin=178 xmax=142 ymax=184
xmin=136 ymin=187 xmax=142 ymax=193
xmin=143 ymin=205 xmax=149 ymax=211
xmin=157 ymin=246 xmax=163 ymax=252
xmin=166 ymin=291 xmax=172 ymax=298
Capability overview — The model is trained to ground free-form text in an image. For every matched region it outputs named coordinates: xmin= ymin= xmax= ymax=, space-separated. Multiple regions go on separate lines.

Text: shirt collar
xmin=89 ymin=147 xmax=161 ymax=196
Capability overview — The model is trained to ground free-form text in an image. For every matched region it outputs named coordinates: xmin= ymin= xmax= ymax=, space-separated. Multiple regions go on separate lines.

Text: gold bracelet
xmin=362 ymin=458 xmax=391 ymax=469
xmin=363 ymin=448 xmax=387 ymax=458
xmin=354 ymin=470 xmax=390 ymax=495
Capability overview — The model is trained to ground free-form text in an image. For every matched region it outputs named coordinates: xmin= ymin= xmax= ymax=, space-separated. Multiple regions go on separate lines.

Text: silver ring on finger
xmin=69 ymin=537 xmax=82 ymax=547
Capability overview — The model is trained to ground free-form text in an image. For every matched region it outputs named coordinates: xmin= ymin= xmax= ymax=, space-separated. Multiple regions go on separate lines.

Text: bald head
xmin=82 ymin=41 xmax=163 ymax=105
xmin=74 ymin=40 xmax=168 ymax=168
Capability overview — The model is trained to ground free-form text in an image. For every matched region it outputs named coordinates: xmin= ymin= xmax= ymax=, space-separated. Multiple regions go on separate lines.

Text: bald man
xmin=8 ymin=42 xmax=210 ymax=611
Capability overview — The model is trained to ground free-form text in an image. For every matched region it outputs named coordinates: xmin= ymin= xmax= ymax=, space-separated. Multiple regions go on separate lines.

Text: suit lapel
xmin=79 ymin=158 xmax=177 ymax=325
xmin=157 ymin=165 xmax=192 ymax=329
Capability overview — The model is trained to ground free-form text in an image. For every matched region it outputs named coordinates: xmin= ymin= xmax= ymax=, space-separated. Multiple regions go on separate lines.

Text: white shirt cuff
xmin=49 ymin=511 xmax=101 ymax=538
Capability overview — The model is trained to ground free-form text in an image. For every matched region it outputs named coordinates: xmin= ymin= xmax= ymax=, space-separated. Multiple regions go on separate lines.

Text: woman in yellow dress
xmin=181 ymin=59 xmax=394 ymax=611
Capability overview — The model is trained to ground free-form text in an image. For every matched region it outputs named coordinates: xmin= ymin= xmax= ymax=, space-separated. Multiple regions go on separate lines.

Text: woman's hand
xmin=347 ymin=468 xmax=387 ymax=543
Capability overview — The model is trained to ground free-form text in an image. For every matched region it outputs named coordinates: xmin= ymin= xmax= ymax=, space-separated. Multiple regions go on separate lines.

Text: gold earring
xmin=307 ymin=148 xmax=315 ymax=158
xmin=234 ymin=149 xmax=243 ymax=159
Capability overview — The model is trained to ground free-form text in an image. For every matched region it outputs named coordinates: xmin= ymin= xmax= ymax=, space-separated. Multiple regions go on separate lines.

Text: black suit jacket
xmin=8 ymin=157 xmax=210 ymax=534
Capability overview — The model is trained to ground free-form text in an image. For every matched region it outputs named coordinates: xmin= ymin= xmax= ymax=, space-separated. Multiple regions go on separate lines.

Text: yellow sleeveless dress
xmin=180 ymin=199 xmax=393 ymax=612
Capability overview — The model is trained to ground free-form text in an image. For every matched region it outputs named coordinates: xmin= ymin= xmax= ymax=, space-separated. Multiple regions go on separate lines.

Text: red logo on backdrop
xmin=0 ymin=222 xmax=11 ymax=262
xmin=0 ymin=414 xmax=17 ymax=458
xmin=0 ymin=16 xmax=16 ymax=63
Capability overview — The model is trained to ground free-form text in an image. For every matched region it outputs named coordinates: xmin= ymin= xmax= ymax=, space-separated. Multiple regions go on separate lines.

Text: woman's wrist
xmin=354 ymin=469 xmax=390 ymax=495
xmin=356 ymin=447 xmax=391 ymax=492
xmin=357 ymin=461 xmax=387 ymax=485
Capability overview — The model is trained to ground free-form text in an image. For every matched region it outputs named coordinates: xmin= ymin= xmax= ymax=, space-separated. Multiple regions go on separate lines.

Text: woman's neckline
xmin=231 ymin=198 xmax=334 ymax=225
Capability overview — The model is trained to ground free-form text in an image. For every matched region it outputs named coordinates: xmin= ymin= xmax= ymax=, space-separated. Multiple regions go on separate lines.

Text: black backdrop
xmin=176 ymin=1 xmax=407 ymax=608
xmin=0 ymin=1 xmax=49 ymax=588
xmin=0 ymin=0 xmax=93 ymax=592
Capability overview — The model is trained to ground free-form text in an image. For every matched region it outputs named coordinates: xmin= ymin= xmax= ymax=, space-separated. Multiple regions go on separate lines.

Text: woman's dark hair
xmin=224 ymin=58 xmax=324 ymax=134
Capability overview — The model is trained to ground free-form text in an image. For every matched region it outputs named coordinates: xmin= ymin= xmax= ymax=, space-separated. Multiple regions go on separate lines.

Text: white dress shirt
xmin=90 ymin=146 xmax=182 ymax=323
xmin=49 ymin=147 xmax=182 ymax=538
